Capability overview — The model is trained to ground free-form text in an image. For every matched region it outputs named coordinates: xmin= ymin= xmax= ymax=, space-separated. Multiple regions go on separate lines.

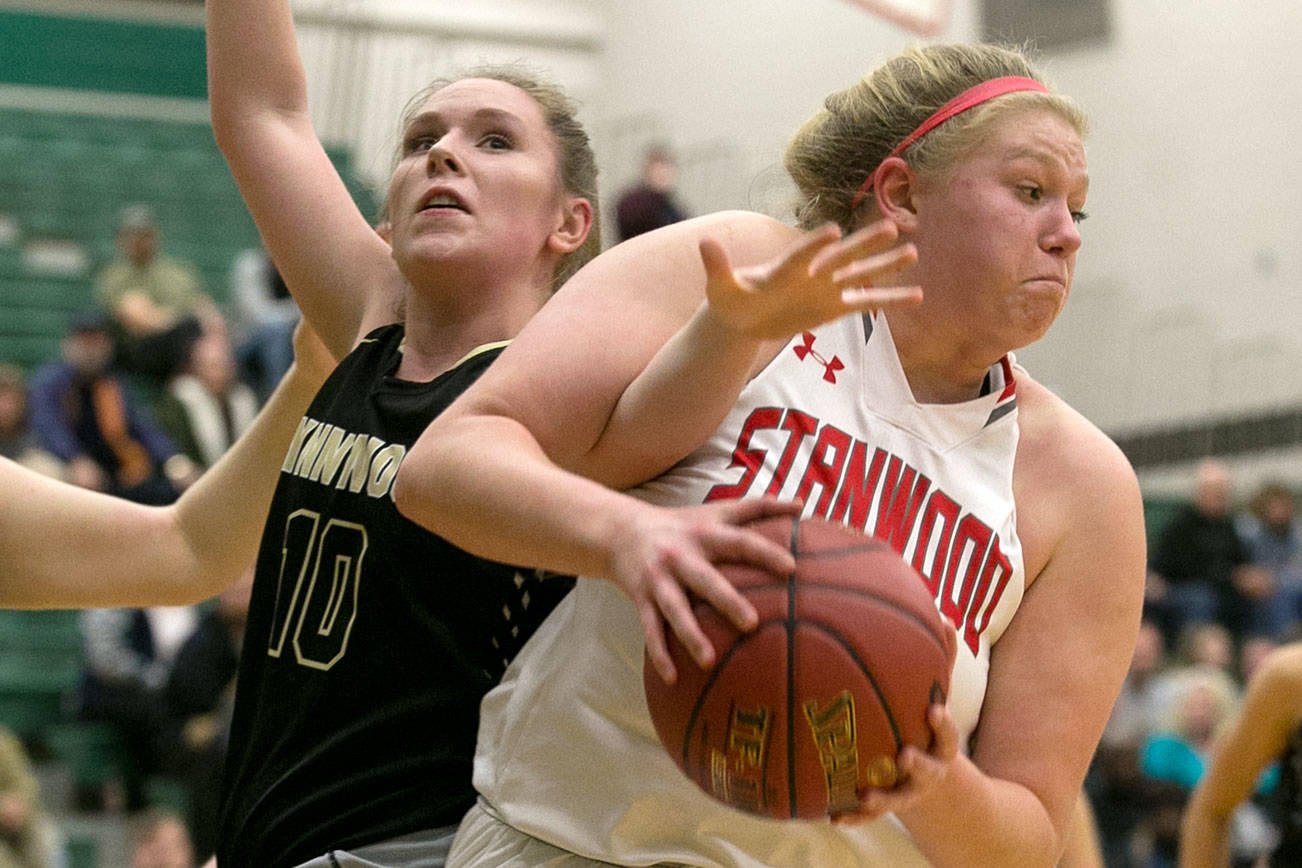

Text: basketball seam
xmin=792 ymin=582 xmax=952 ymax=654
xmin=798 ymin=621 xmax=905 ymax=753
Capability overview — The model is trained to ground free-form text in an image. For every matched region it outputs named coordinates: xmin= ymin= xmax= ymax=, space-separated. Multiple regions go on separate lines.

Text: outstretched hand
xmin=699 ymin=219 xmax=921 ymax=340
xmin=612 ymin=497 xmax=803 ymax=684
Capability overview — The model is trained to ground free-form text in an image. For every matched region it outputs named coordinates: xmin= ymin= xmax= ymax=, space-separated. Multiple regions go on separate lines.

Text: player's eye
xmin=1017 ymin=183 xmax=1042 ymax=203
xmin=480 ymin=132 xmax=514 ymax=150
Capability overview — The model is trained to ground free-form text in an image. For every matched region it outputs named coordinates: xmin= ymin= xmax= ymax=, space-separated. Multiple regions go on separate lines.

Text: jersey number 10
xmin=267 ymin=508 xmax=368 ymax=670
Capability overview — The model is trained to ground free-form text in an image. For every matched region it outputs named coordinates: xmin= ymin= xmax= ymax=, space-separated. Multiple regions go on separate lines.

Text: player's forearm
xmin=395 ymin=414 xmax=646 ymax=581
xmin=1178 ymin=799 xmax=1231 ymax=868
xmin=895 ymin=755 xmax=1060 ymax=868
xmin=207 ymin=0 xmax=309 ymax=139
xmin=171 ymin=360 xmax=322 ymax=596
xmin=588 ymin=301 xmax=766 ymax=488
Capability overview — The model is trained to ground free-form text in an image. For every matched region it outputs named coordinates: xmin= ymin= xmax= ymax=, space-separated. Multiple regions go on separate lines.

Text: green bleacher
xmin=0 ymin=105 xmax=379 ymax=372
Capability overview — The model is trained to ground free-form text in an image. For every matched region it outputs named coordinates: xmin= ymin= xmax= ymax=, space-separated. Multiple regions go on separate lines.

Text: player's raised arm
xmin=1180 ymin=644 xmax=1302 ymax=868
xmin=207 ymin=0 xmax=401 ymax=358
xmin=0 ymin=323 xmax=334 ymax=609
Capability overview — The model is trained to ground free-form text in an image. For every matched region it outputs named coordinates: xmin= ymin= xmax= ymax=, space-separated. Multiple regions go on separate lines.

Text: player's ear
xmin=873 ymin=157 xmax=919 ymax=233
xmin=547 ymin=196 xmax=593 ymax=256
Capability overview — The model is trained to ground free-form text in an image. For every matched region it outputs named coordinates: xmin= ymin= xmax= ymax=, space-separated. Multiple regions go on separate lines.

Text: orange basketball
xmin=644 ymin=515 xmax=957 ymax=821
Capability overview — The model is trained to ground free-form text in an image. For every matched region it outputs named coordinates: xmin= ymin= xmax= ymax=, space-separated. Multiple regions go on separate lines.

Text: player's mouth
xmin=418 ymin=189 xmax=469 ymax=215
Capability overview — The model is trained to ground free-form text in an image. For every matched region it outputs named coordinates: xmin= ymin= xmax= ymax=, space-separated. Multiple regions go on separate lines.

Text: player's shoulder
xmin=604 ymin=210 xmax=799 ymax=266
xmin=1013 ymin=368 xmax=1141 ymax=523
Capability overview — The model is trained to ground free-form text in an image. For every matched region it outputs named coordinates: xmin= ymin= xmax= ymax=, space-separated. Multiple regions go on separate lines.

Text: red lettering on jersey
xmin=873 ymin=458 xmax=931 ymax=556
xmin=938 ymin=514 xmax=993 ymax=632
xmin=912 ymin=490 xmax=959 ymax=596
xmin=764 ymin=410 xmax=818 ymax=498
xmin=830 ymin=444 xmax=887 ymax=532
xmin=964 ymin=535 xmax=1013 ymax=655
xmin=795 ymin=424 xmax=852 ymax=518
xmin=704 ymin=407 xmax=783 ymax=502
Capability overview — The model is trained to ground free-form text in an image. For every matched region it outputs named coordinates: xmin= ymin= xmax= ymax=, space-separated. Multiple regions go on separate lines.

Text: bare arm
xmin=591 ymin=219 xmax=918 ymax=487
xmin=0 ymin=325 xmax=333 ymax=608
xmin=886 ymin=387 xmax=1147 ymax=866
xmin=1180 ymin=644 xmax=1302 ymax=868
xmin=396 ymin=212 xmax=917 ymax=679
xmin=206 ymin=0 xmax=399 ymax=357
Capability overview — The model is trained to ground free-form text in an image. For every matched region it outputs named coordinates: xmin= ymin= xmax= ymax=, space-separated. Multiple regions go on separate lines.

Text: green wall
xmin=0 ymin=9 xmax=206 ymax=99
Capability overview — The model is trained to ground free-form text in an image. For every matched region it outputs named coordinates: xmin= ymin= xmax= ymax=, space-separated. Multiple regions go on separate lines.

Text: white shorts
xmin=448 ymin=798 xmax=667 ymax=867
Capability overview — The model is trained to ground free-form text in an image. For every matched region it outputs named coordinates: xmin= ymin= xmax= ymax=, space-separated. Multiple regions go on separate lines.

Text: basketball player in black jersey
xmin=1181 ymin=642 xmax=1302 ymax=867
xmin=205 ymin=0 xmax=603 ymax=864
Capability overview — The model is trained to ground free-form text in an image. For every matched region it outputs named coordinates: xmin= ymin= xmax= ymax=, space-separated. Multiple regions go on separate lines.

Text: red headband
xmin=849 ymin=75 xmax=1050 ymax=211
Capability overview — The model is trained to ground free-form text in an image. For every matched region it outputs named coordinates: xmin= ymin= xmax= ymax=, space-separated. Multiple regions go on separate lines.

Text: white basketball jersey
xmin=471 ymin=312 xmax=1026 ymax=866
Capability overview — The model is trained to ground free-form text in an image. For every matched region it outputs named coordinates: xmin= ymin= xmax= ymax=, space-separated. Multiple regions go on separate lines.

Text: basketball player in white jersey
xmin=396 ymin=42 xmax=1146 ymax=866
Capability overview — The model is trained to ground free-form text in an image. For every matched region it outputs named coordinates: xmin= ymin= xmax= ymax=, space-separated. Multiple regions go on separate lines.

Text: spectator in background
xmin=1140 ymin=672 xmax=1240 ymax=868
xmin=95 ymin=205 xmax=224 ymax=385
xmin=0 ymin=726 xmax=58 ymax=868
xmin=129 ymin=808 xmax=195 ymax=868
xmin=77 ymin=603 xmax=200 ymax=812
xmin=27 ymin=312 xmax=197 ymax=505
xmin=1092 ymin=620 xmax=1170 ymax=867
xmin=1147 ymin=459 xmax=1271 ymax=646
xmin=153 ymin=335 xmax=259 ymax=471
xmin=229 ymin=245 xmax=298 ymax=402
xmin=1237 ymin=480 xmax=1302 ymax=640
xmin=0 ymin=366 xmax=61 ymax=479
xmin=614 ymin=144 xmax=687 ymax=241
xmin=165 ymin=569 xmax=252 ymax=863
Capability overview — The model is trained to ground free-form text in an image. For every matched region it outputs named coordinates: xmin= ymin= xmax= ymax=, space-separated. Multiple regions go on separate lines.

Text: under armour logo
xmin=792 ymin=332 xmax=844 ymax=383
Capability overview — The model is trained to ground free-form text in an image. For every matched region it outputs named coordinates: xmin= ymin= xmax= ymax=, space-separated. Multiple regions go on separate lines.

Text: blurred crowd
xmin=0 ymin=203 xmax=294 ymax=867
xmin=1089 ymin=459 xmax=1302 ymax=867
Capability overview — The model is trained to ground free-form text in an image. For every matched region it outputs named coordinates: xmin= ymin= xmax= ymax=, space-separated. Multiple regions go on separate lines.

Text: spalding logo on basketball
xmin=643 ymin=515 xmax=957 ymax=820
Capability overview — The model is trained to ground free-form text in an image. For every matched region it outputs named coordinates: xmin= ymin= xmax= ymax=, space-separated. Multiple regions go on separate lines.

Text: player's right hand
xmin=698 ymin=218 xmax=921 ymax=341
xmin=611 ymin=497 xmax=802 ymax=684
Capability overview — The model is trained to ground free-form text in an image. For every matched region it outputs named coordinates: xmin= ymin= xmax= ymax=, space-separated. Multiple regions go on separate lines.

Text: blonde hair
xmin=389 ymin=66 xmax=601 ymax=292
xmin=784 ymin=43 xmax=1088 ymax=230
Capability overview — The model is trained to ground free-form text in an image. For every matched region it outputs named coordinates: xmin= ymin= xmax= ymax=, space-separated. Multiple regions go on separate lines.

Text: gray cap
xmin=118 ymin=204 xmax=156 ymax=232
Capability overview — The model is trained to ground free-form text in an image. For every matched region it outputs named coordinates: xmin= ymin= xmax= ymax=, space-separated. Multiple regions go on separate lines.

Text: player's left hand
xmin=832 ymin=703 xmax=960 ymax=824
xmin=698 ymin=219 xmax=921 ymax=341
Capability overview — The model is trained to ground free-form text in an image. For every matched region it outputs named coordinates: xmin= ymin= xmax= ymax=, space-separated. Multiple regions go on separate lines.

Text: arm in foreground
xmin=1179 ymin=643 xmax=1302 ymax=868
xmin=0 ymin=324 xmax=333 ymax=608
xmin=397 ymin=213 xmax=917 ymax=680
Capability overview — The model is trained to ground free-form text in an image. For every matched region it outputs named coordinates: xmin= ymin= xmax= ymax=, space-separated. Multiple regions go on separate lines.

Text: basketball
xmin=643 ymin=515 xmax=957 ymax=821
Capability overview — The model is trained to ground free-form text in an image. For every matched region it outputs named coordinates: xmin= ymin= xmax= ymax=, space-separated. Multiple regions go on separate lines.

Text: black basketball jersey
xmin=1273 ymin=721 xmax=1302 ymax=867
xmin=216 ymin=324 xmax=573 ymax=868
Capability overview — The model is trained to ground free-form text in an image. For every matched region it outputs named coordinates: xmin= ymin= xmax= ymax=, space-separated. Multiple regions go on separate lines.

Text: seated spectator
xmin=1092 ymin=619 xmax=1170 ymax=866
xmin=1140 ymin=671 xmax=1240 ymax=868
xmin=229 ymin=245 xmax=298 ymax=402
xmin=614 ymin=145 xmax=688 ymax=241
xmin=130 ymin=808 xmax=195 ymax=868
xmin=1147 ymin=459 xmax=1271 ymax=646
xmin=27 ymin=312 xmax=197 ymax=505
xmin=78 ymin=603 xmax=200 ymax=813
xmin=153 ymin=336 xmax=259 ymax=471
xmin=95 ymin=205 xmax=224 ymax=385
xmin=0 ymin=726 xmax=58 ymax=868
xmin=0 ymin=365 xmax=61 ymax=479
xmin=165 ymin=569 xmax=252 ymax=863
xmin=1237 ymin=481 xmax=1302 ymax=640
